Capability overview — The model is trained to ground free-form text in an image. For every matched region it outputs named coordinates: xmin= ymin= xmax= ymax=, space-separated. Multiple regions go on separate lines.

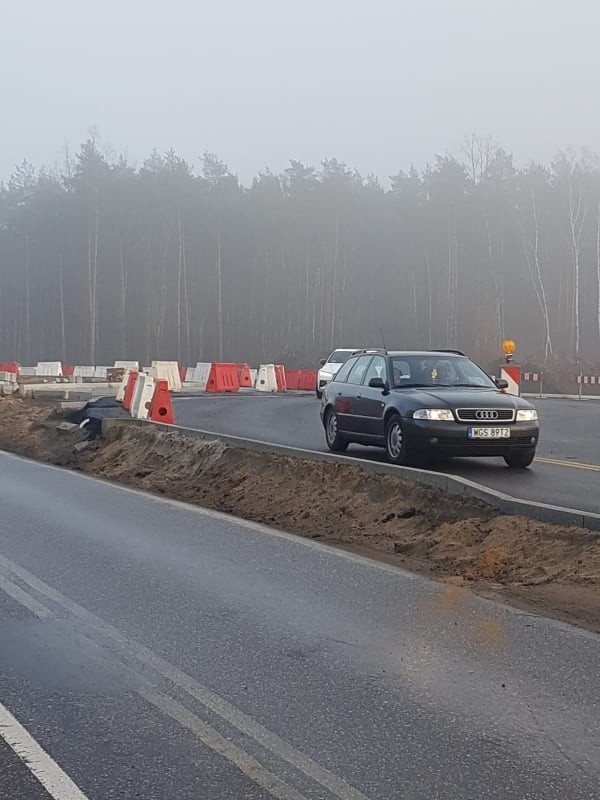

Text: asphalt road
xmin=173 ymin=394 xmax=600 ymax=514
xmin=0 ymin=451 xmax=599 ymax=799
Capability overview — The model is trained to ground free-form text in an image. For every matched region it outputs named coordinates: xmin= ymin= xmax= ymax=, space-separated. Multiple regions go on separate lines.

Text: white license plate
xmin=468 ymin=427 xmax=510 ymax=439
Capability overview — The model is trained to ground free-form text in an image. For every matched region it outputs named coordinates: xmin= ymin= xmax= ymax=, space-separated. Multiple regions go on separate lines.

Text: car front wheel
xmin=385 ymin=414 xmax=410 ymax=465
xmin=324 ymin=408 xmax=348 ymax=452
xmin=503 ymin=449 xmax=536 ymax=469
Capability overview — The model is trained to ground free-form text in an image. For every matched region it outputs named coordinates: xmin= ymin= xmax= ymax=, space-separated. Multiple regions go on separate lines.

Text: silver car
xmin=317 ymin=349 xmax=358 ymax=398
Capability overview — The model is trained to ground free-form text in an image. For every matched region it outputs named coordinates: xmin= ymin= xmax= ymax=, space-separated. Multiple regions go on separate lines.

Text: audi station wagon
xmin=320 ymin=349 xmax=539 ymax=468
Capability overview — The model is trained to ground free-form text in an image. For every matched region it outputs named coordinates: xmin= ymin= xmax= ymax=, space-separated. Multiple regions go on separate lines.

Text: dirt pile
xmin=1 ymin=396 xmax=599 ymax=630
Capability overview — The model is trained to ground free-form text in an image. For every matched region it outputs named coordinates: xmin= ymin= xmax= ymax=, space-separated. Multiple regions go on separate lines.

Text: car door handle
xmin=356 ymin=394 xmax=362 ymax=399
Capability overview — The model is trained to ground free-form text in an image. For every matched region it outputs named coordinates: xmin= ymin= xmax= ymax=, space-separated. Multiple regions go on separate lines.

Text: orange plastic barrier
xmin=206 ymin=363 xmax=240 ymax=393
xmin=178 ymin=366 xmax=186 ymax=383
xmin=149 ymin=379 xmax=175 ymax=424
xmin=298 ymin=370 xmax=317 ymax=391
xmin=285 ymin=369 xmax=301 ymax=390
xmin=122 ymin=370 xmax=139 ymax=412
xmin=62 ymin=365 xmax=74 ymax=377
xmin=274 ymin=365 xmax=287 ymax=392
xmin=0 ymin=363 xmax=19 ymax=374
xmin=236 ymin=364 xmax=253 ymax=388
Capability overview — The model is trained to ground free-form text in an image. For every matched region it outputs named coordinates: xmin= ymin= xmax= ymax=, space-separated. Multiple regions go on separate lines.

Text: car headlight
xmin=516 ymin=409 xmax=538 ymax=422
xmin=413 ymin=409 xmax=454 ymax=421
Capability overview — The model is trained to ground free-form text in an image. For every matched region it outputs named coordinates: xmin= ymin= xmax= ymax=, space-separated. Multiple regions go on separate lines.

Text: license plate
xmin=468 ymin=427 xmax=510 ymax=439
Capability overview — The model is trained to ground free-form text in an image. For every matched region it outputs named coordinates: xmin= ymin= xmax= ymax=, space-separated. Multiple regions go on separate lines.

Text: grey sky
xmin=3 ymin=0 xmax=599 ymax=183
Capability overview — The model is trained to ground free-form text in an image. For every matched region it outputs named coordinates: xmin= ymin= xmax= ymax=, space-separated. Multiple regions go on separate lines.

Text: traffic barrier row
xmin=285 ymin=370 xmax=317 ymax=391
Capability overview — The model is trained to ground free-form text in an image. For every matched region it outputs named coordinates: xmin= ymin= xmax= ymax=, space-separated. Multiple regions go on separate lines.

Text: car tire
xmin=324 ymin=408 xmax=348 ymax=452
xmin=503 ymin=449 xmax=536 ymax=469
xmin=384 ymin=414 xmax=410 ymax=465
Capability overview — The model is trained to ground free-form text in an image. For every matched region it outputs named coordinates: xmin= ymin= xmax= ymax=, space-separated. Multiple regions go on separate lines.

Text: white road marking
xmin=139 ymin=688 xmax=309 ymax=800
xmin=0 ymin=574 xmax=52 ymax=618
xmin=0 ymin=552 xmax=370 ymax=800
xmin=0 ymin=702 xmax=89 ymax=800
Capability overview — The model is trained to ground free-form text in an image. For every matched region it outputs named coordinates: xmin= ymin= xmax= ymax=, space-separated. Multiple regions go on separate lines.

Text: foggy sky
xmin=3 ymin=0 xmax=599 ymax=183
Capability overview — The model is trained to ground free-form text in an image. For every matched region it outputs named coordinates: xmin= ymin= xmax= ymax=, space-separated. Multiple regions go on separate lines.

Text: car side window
xmin=363 ymin=355 xmax=387 ymax=385
xmin=333 ymin=357 xmax=358 ymax=383
xmin=346 ymin=355 xmax=373 ymax=385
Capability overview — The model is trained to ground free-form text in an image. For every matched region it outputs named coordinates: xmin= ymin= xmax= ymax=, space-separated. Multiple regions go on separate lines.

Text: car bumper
xmin=403 ymin=419 xmax=539 ymax=457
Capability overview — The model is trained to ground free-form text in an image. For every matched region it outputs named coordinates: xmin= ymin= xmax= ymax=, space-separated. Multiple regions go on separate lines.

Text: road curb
xmin=101 ymin=417 xmax=600 ymax=532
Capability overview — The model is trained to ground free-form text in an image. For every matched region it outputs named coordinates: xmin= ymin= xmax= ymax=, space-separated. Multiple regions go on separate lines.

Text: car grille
xmin=455 ymin=408 xmax=515 ymax=422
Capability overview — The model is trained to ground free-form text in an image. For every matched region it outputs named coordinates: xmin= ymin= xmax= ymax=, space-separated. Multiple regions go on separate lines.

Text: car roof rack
xmin=429 ymin=349 xmax=465 ymax=356
xmin=351 ymin=348 xmax=388 ymax=356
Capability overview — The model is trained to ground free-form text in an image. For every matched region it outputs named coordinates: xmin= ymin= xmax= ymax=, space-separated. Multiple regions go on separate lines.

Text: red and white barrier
xmin=500 ymin=366 xmax=521 ymax=396
xmin=577 ymin=375 xmax=600 ymax=385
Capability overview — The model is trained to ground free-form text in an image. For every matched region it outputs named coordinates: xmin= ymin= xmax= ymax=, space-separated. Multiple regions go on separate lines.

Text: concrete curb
xmin=101 ymin=417 xmax=600 ymax=532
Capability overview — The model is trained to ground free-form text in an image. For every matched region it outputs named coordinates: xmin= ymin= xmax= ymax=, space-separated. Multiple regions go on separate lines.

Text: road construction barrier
xmin=62 ymin=365 xmax=74 ymax=378
xmin=178 ymin=366 xmax=186 ymax=383
xmin=206 ymin=363 xmax=239 ymax=393
xmin=274 ymin=365 xmax=287 ymax=392
xmin=122 ymin=371 xmax=139 ymax=412
xmin=522 ymin=371 xmax=543 ymax=398
xmin=36 ymin=361 xmax=63 ymax=377
xmin=114 ymin=360 xmax=140 ymax=371
xmin=236 ymin=364 xmax=253 ymax=388
xmin=130 ymin=373 xmax=155 ymax=419
xmin=116 ymin=369 xmax=132 ymax=401
xmin=284 ymin=370 xmax=300 ymax=390
xmin=149 ymin=360 xmax=182 ymax=392
xmin=149 ymin=379 xmax=175 ymax=423
xmin=256 ymin=364 xmax=278 ymax=392
xmin=186 ymin=362 xmax=212 ymax=389
xmin=73 ymin=366 xmax=95 ymax=380
xmin=249 ymin=368 xmax=258 ymax=387
xmin=95 ymin=366 xmax=109 ymax=380
xmin=19 ymin=367 xmax=36 ymax=377
xmin=577 ymin=374 xmax=600 ymax=399
xmin=500 ymin=366 xmax=520 ymax=396
xmin=0 ymin=363 xmax=19 ymax=374
xmin=0 ymin=371 xmax=17 ymax=384
xmin=298 ymin=370 xmax=317 ymax=391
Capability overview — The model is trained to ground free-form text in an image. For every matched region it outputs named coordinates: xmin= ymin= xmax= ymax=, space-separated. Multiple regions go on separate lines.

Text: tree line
xmin=1 ymin=135 xmax=600 ymax=371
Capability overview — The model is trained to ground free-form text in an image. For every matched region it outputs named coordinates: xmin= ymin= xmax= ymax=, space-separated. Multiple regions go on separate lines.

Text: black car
xmin=320 ymin=349 xmax=539 ymax=468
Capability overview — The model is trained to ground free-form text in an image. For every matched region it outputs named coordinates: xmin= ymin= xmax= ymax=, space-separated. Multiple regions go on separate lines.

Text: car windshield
xmin=327 ymin=350 xmax=353 ymax=364
xmin=390 ymin=355 xmax=496 ymax=389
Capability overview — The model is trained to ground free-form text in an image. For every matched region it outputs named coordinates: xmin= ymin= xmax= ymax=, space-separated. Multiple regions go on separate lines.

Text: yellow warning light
xmin=501 ymin=339 xmax=516 ymax=356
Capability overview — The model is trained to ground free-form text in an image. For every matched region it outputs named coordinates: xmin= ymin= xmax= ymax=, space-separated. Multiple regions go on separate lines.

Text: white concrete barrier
xmin=114 ymin=360 xmax=140 ymax=371
xmin=187 ymin=362 xmax=212 ymax=390
xmin=36 ymin=361 xmax=63 ymax=377
xmin=94 ymin=366 xmax=109 ymax=379
xmin=250 ymin=368 xmax=258 ymax=387
xmin=149 ymin=360 xmax=182 ymax=392
xmin=116 ymin=369 xmax=132 ymax=402
xmin=130 ymin=373 xmax=156 ymax=419
xmin=0 ymin=371 xmax=17 ymax=383
xmin=255 ymin=364 xmax=278 ymax=392
xmin=74 ymin=366 xmax=95 ymax=380
xmin=20 ymin=367 xmax=36 ymax=377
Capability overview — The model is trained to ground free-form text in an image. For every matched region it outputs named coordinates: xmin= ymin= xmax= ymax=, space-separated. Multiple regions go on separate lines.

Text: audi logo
xmin=475 ymin=409 xmax=499 ymax=420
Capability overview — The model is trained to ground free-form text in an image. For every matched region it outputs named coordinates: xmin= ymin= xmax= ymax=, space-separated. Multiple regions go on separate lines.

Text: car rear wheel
xmin=503 ymin=449 xmax=536 ymax=469
xmin=385 ymin=414 xmax=410 ymax=465
xmin=324 ymin=408 xmax=348 ymax=452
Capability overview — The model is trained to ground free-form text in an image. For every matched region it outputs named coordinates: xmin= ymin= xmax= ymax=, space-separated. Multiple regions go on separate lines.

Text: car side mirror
xmin=368 ymin=377 xmax=387 ymax=390
xmin=319 ymin=358 xmax=326 ymax=367
xmin=495 ymin=378 xmax=509 ymax=390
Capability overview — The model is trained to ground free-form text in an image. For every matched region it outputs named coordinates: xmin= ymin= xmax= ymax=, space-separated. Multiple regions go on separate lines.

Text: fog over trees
xmin=1 ymin=136 xmax=600 ymax=369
